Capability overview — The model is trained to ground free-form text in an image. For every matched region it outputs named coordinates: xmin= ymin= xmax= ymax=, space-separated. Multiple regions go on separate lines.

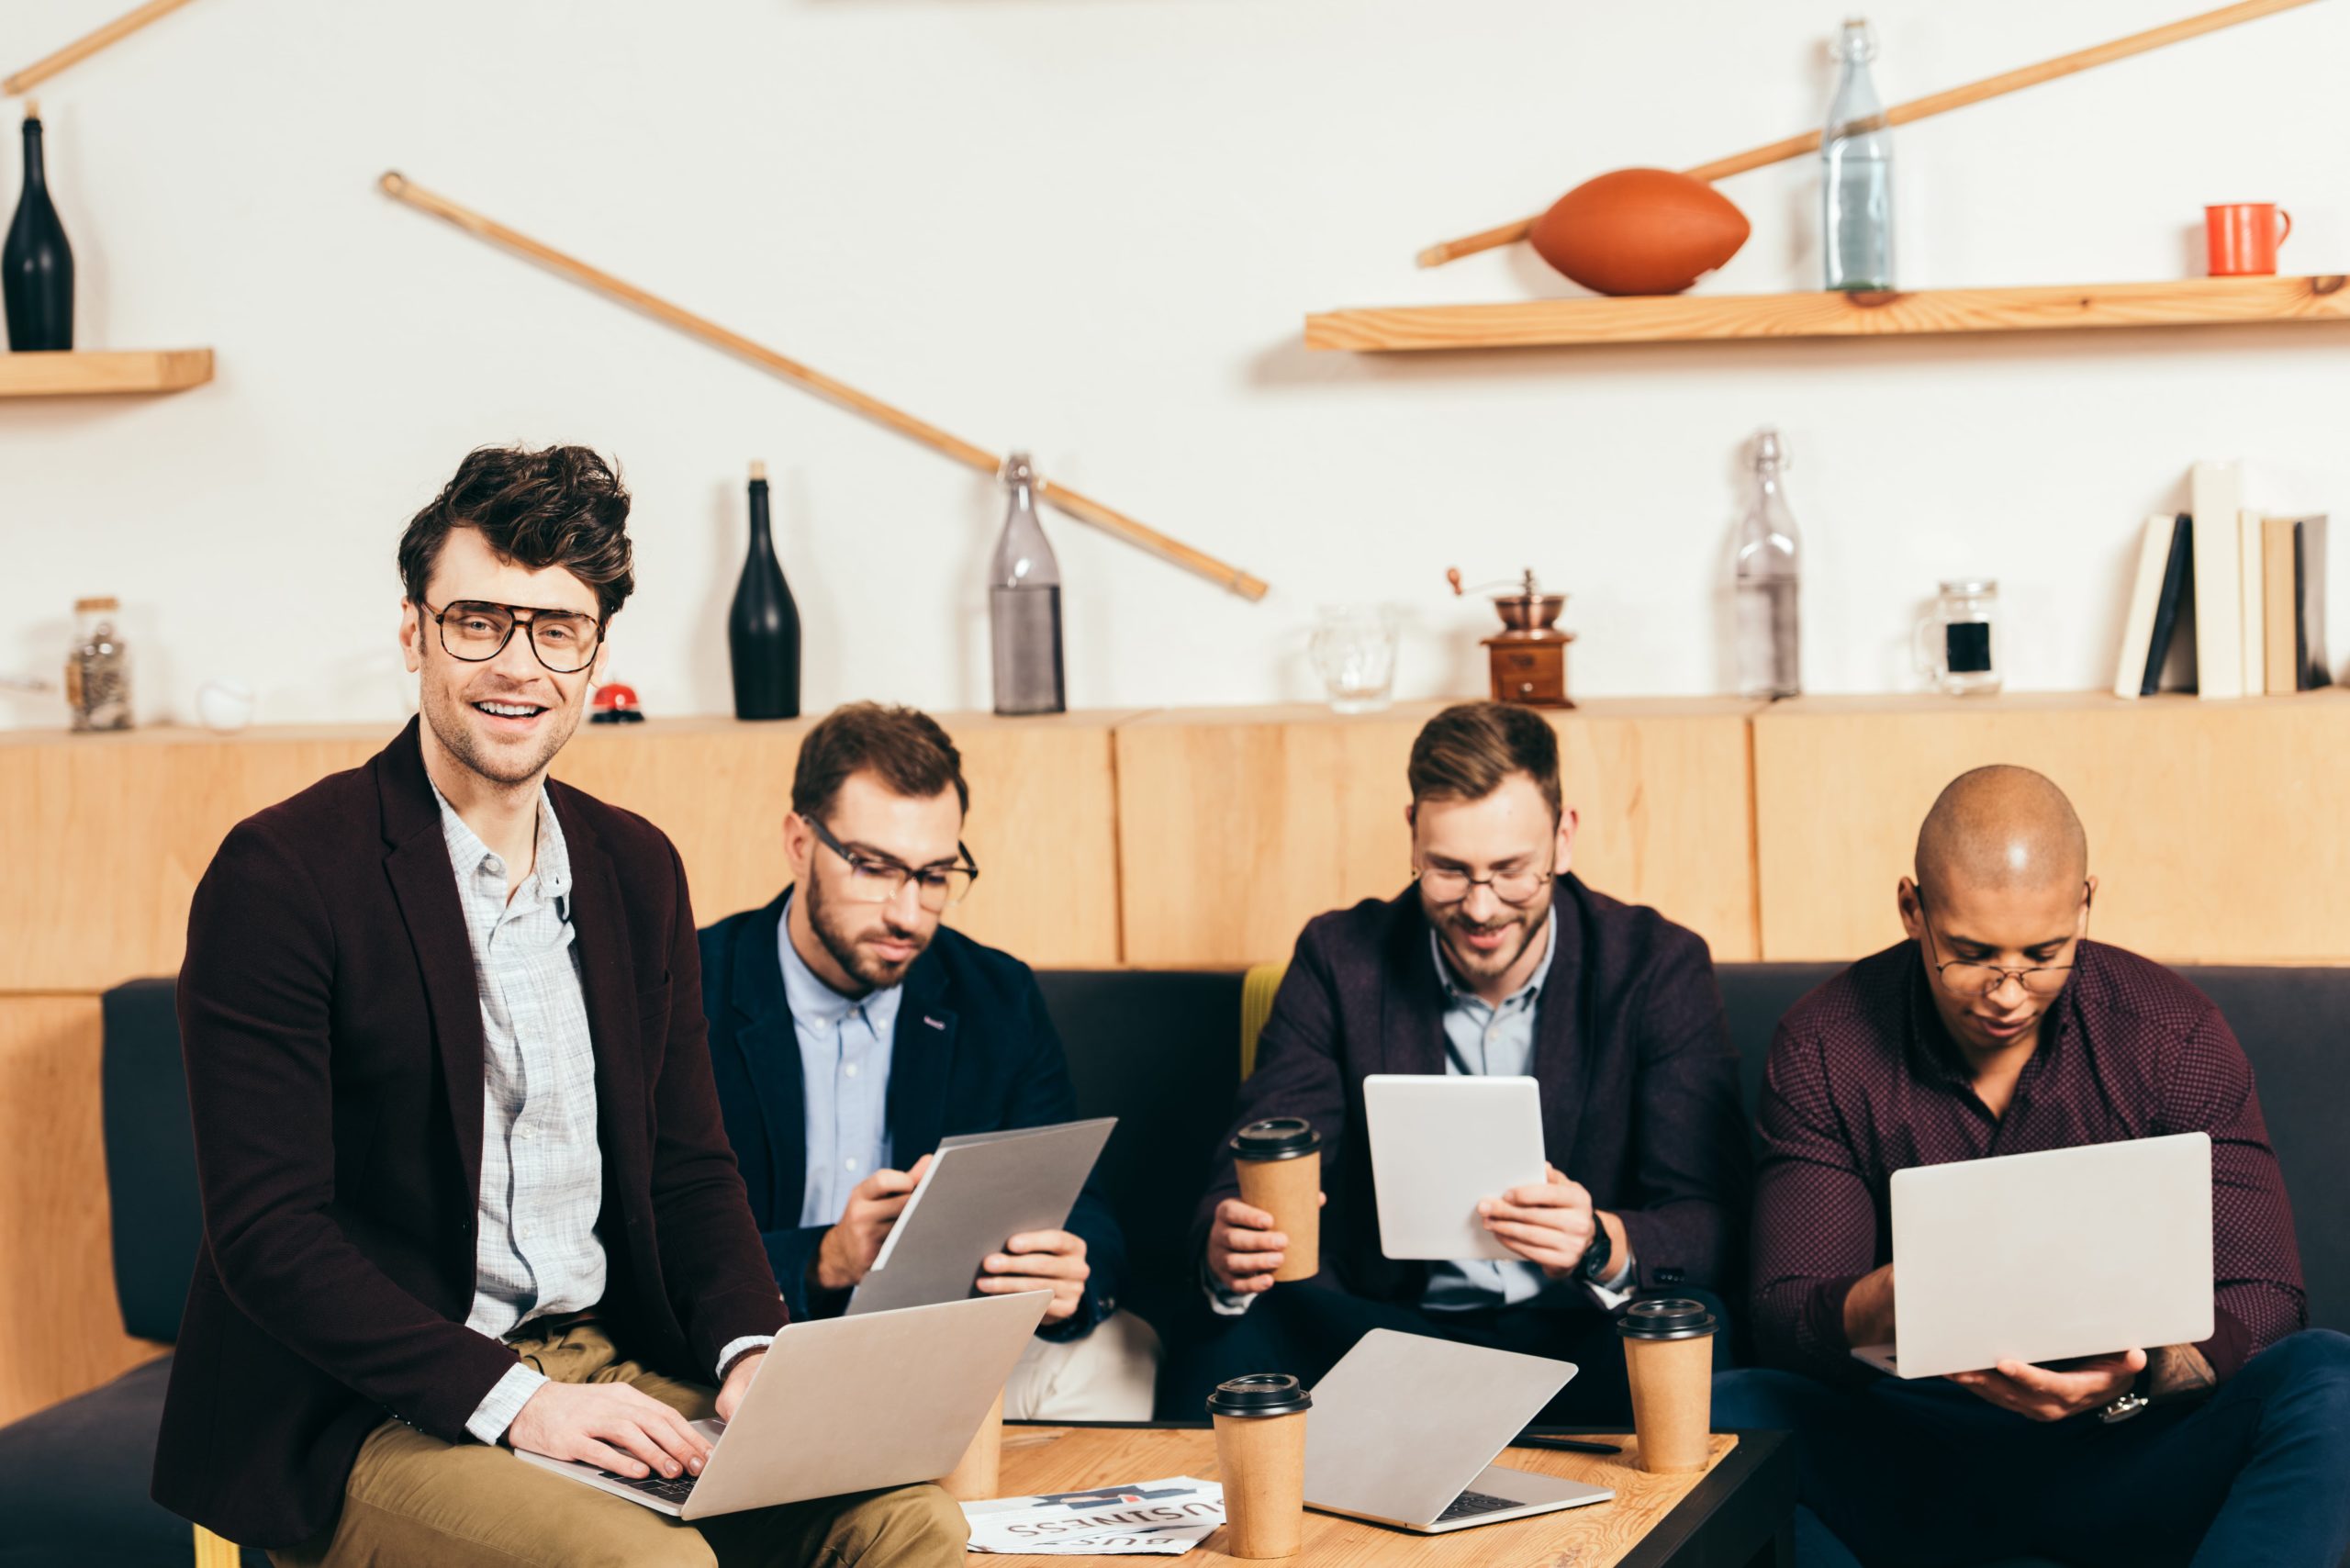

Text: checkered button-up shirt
xmin=1752 ymin=938 xmax=2306 ymax=1386
xmin=434 ymin=786 xmax=609 ymax=1441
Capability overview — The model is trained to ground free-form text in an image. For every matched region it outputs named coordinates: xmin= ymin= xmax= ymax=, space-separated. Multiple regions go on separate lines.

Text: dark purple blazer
xmin=153 ymin=719 xmax=785 ymax=1548
xmin=1192 ymin=877 xmax=1750 ymax=1306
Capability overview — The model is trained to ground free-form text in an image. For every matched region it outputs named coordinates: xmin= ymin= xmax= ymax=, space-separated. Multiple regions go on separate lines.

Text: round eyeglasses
xmin=1919 ymin=902 xmax=2085 ymax=998
xmin=424 ymin=599 xmax=604 ymax=674
xmin=1412 ymin=858 xmax=1556 ymax=907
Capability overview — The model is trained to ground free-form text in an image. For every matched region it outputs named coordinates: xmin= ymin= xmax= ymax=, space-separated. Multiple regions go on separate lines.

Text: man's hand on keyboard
xmin=507 ymin=1381 xmax=713 ymax=1482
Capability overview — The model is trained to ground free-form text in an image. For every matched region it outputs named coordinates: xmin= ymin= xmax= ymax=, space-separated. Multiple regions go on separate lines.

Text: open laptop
xmin=1304 ymin=1330 xmax=1614 ymax=1533
xmin=517 ymin=1290 xmax=1048 ymax=1519
xmin=1852 ymin=1131 xmax=2213 ymax=1380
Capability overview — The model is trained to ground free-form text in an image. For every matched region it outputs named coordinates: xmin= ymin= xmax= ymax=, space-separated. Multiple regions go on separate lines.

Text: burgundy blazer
xmin=153 ymin=720 xmax=785 ymax=1547
xmin=1192 ymin=877 xmax=1751 ymax=1306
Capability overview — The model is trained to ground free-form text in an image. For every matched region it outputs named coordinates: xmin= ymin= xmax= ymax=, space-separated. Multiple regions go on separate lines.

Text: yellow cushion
xmin=194 ymin=1525 xmax=241 ymax=1567
xmin=1239 ymin=962 xmax=1288 ymax=1080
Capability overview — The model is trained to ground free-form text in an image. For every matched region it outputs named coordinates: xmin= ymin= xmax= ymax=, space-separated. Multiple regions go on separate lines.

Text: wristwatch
xmin=2098 ymin=1365 xmax=2154 ymax=1425
xmin=1576 ymin=1217 xmax=1616 ymax=1285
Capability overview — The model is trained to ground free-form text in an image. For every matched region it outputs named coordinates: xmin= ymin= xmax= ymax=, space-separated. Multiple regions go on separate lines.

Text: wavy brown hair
xmin=397 ymin=444 xmax=635 ymax=622
xmin=1407 ymin=701 xmax=1562 ymax=820
xmin=792 ymin=703 xmax=970 ymax=822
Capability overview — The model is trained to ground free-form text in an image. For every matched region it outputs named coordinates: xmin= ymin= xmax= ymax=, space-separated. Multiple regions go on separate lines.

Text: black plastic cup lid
xmin=1206 ymin=1372 xmax=1312 ymax=1418
xmin=1617 ymin=1297 xmax=1719 ymax=1341
xmin=1231 ymin=1117 xmax=1321 ymax=1161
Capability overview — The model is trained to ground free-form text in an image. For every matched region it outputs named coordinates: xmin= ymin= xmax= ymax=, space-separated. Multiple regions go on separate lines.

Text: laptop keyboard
xmin=1438 ymin=1488 xmax=1523 ymax=1521
xmin=599 ymin=1467 xmax=698 ymax=1506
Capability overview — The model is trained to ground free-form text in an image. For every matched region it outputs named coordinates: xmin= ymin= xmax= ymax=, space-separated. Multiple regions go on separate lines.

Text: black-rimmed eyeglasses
xmin=808 ymin=815 xmax=979 ymax=911
xmin=423 ymin=599 xmax=605 ymax=674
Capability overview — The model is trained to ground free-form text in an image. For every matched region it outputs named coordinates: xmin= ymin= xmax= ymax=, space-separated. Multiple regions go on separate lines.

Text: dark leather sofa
xmin=5 ymin=964 xmax=2342 ymax=1566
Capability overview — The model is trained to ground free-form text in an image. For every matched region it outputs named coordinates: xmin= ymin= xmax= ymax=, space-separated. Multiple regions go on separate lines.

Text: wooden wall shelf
xmin=1304 ymin=274 xmax=2350 ymax=353
xmin=0 ymin=349 xmax=214 ymax=397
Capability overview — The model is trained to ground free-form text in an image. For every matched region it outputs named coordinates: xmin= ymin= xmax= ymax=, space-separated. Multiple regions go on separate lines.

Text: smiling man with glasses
xmin=1165 ymin=700 xmax=1751 ymax=1424
xmin=697 ymin=703 xmax=1158 ymax=1420
xmin=1723 ymin=764 xmax=2350 ymax=1568
xmin=154 ymin=447 xmax=964 ymax=1567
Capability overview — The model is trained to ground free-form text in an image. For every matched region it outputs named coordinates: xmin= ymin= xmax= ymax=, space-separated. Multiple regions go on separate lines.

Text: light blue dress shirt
xmin=1422 ymin=915 xmax=1583 ymax=1312
xmin=778 ymin=891 xmax=903 ymax=1227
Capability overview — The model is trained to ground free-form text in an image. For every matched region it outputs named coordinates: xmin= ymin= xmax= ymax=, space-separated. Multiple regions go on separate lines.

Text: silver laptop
xmin=1304 ymin=1330 xmax=1614 ymax=1533
xmin=517 ymin=1290 xmax=1048 ymax=1518
xmin=1852 ymin=1132 xmax=2213 ymax=1380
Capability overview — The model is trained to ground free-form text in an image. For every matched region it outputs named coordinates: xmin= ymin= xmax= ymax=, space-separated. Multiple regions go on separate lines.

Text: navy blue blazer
xmin=699 ymin=890 xmax=1123 ymax=1338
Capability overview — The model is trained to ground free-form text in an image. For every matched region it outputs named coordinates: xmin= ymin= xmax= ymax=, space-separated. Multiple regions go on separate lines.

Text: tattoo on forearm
xmin=2150 ymin=1344 xmax=2217 ymax=1400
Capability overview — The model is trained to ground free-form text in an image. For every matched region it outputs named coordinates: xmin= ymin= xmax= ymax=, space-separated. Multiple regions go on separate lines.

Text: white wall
xmin=5 ymin=0 xmax=2346 ymax=729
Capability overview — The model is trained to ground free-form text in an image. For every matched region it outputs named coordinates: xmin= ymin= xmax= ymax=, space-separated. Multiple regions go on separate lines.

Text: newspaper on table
xmin=962 ymin=1475 xmax=1225 ymax=1555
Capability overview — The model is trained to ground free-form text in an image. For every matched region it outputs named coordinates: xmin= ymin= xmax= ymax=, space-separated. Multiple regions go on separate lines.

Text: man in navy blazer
xmin=1168 ymin=701 xmax=1751 ymax=1423
xmin=699 ymin=703 xmax=1158 ymax=1419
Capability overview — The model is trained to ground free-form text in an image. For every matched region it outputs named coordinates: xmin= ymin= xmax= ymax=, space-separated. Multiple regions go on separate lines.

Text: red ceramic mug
xmin=2206 ymin=203 xmax=2293 ymax=276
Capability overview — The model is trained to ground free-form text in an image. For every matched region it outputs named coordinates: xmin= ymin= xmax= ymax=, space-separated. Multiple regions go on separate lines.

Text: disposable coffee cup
xmin=938 ymin=1386 xmax=1004 ymax=1501
xmin=1231 ymin=1119 xmax=1322 ymax=1282
xmin=1207 ymin=1373 xmax=1313 ymax=1559
xmin=1617 ymin=1297 xmax=1718 ymax=1474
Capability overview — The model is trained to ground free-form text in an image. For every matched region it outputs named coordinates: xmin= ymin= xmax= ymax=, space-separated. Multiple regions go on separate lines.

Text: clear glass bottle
xmin=1733 ymin=431 xmax=1801 ymax=700
xmin=988 ymin=452 xmax=1067 ymax=715
xmin=1822 ymin=17 xmax=1895 ymax=291
xmin=63 ymin=596 xmax=131 ymax=731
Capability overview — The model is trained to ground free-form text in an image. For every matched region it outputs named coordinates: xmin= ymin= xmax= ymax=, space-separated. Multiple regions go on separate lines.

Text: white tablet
xmin=1361 ymin=1074 xmax=1548 ymax=1261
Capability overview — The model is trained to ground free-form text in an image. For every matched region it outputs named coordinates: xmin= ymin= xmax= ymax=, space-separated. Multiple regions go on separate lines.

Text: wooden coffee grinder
xmin=1449 ymin=566 xmax=1575 ymax=709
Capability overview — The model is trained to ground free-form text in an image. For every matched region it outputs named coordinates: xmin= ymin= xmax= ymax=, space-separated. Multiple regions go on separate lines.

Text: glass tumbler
xmin=1915 ymin=578 xmax=2001 ymax=696
xmin=1308 ymin=606 xmax=1399 ymax=714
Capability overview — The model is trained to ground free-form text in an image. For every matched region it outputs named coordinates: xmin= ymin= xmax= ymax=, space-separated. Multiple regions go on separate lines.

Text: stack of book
xmin=2111 ymin=460 xmax=2330 ymax=700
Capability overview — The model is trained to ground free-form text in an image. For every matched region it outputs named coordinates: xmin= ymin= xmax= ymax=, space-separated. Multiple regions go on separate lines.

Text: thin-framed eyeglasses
xmin=1412 ymin=854 xmax=1556 ymax=908
xmin=423 ymin=599 xmax=605 ymax=675
xmin=807 ymin=815 xmax=979 ymax=911
xmin=1917 ymin=890 xmax=2088 ymax=998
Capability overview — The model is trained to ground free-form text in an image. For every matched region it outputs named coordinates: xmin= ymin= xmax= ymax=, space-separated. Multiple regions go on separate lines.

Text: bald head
xmin=1915 ymin=766 xmax=2087 ymax=896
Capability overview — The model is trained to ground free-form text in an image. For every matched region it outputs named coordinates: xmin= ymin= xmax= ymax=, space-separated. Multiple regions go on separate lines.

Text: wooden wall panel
xmin=0 ymin=997 xmax=161 ymax=1426
xmin=1115 ymin=699 xmax=1761 ymax=968
xmin=1751 ymin=689 xmax=2350 ymax=963
xmin=0 ymin=725 xmax=387 ymax=992
xmin=555 ymin=711 xmax=1132 ymax=967
xmin=0 ymin=710 xmax=1128 ymax=994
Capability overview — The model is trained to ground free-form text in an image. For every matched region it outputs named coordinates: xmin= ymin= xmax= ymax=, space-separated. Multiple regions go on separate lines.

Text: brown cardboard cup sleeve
xmin=1617 ymin=1296 xmax=1718 ymax=1474
xmin=1231 ymin=1119 xmax=1322 ymax=1283
xmin=1207 ymin=1373 xmax=1312 ymax=1559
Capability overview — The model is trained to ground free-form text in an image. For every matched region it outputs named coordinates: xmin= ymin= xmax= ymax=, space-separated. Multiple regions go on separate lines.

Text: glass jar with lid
xmin=1914 ymin=578 xmax=2000 ymax=696
xmin=64 ymin=596 xmax=132 ymax=731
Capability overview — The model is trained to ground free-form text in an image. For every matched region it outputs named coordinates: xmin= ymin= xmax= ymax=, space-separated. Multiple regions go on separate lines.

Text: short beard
xmin=806 ymin=868 xmax=929 ymax=993
xmin=420 ymin=677 xmax=577 ymax=790
xmin=1432 ymin=893 xmax=1551 ymax=986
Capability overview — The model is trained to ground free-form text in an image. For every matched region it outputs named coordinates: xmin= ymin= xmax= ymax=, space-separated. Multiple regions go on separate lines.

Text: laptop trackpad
xmin=1467 ymin=1462 xmax=1614 ymax=1511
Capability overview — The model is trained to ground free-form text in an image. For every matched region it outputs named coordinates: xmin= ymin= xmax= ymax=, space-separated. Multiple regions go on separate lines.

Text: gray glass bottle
xmin=1822 ymin=17 xmax=1895 ymax=291
xmin=989 ymin=452 xmax=1066 ymax=715
xmin=1733 ymin=430 xmax=1801 ymax=700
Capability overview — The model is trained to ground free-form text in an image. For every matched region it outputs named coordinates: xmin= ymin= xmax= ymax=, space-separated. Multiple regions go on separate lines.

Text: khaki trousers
xmin=272 ymin=1318 xmax=968 ymax=1568
xmin=1002 ymin=1310 xmax=1161 ymax=1421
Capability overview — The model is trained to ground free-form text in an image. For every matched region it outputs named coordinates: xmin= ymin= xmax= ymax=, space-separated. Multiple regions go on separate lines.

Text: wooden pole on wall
xmin=378 ymin=173 xmax=1270 ymax=602
xmin=3 ymin=0 xmax=205 ymax=96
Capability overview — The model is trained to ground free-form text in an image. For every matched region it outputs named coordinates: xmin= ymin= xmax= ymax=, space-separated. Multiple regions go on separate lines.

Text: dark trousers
xmin=1712 ymin=1329 xmax=2350 ymax=1568
xmin=1162 ymin=1281 xmax=1729 ymax=1426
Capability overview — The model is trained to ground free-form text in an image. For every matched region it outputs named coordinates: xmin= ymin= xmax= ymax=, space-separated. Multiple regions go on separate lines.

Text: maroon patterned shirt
xmin=1751 ymin=938 xmax=2306 ymax=1385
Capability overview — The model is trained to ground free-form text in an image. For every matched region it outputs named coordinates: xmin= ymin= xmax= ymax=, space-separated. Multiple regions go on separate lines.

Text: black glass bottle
xmin=728 ymin=461 xmax=801 ymax=720
xmin=4 ymin=102 xmax=73 ymax=352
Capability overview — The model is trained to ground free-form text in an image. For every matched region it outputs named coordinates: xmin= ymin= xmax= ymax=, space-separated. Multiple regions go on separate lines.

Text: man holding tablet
xmin=699 ymin=703 xmax=1158 ymax=1419
xmin=1723 ymin=765 xmax=2350 ymax=1567
xmin=1168 ymin=701 xmax=1750 ymax=1421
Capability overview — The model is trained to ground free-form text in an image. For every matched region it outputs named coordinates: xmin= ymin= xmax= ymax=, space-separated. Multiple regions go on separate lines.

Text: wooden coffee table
xmin=989 ymin=1423 xmax=1794 ymax=1568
